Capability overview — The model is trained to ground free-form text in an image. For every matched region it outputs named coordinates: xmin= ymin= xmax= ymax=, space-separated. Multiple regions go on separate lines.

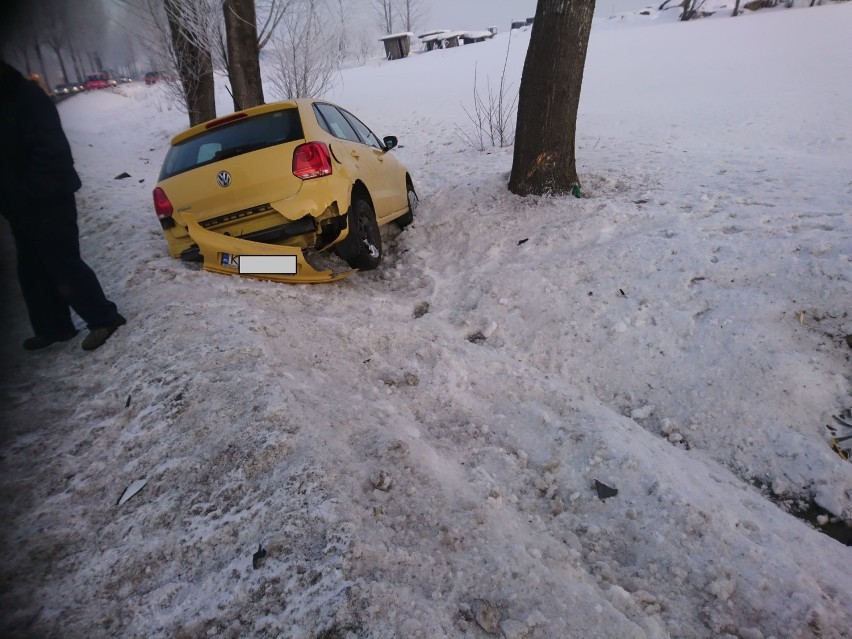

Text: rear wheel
xmin=396 ymin=180 xmax=417 ymax=229
xmin=338 ymin=198 xmax=382 ymax=270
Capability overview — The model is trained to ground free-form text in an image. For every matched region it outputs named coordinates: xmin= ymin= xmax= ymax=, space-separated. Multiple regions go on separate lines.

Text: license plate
xmin=239 ymin=255 xmax=298 ymax=275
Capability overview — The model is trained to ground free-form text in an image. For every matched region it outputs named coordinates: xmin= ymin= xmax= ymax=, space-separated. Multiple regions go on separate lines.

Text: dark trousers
xmin=6 ymin=194 xmax=118 ymax=337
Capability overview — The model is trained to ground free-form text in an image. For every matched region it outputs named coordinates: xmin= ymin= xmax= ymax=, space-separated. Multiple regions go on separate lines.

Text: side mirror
xmin=383 ymin=135 xmax=398 ymax=151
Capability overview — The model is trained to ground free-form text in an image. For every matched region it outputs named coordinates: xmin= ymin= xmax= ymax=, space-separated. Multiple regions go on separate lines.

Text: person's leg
xmin=34 ymin=194 xmax=121 ymax=330
xmin=9 ymin=215 xmax=77 ymax=339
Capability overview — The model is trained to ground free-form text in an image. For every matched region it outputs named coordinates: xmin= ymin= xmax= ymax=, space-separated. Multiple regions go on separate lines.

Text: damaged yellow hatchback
xmin=152 ymin=99 xmax=417 ymax=282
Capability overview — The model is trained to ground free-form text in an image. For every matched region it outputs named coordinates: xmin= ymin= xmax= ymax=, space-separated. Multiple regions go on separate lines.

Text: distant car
xmin=85 ymin=73 xmax=109 ymax=90
xmin=54 ymin=83 xmax=72 ymax=95
xmin=144 ymin=71 xmax=160 ymax=85
xmin=152 ymin=99 xmax=417 ymax=283
xmin=118 ymin=75 xmax=133 ymax=83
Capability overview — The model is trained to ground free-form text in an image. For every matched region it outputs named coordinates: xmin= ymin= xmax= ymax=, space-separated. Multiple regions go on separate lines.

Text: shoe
xmin=23 ymin=330 xmax=78 ymax=351
xmin=82 ymin=314 xmax=127 ymax=351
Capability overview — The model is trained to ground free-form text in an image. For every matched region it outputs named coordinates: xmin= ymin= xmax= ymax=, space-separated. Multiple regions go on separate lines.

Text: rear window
xmin=159 ymin=108 xmax=304 ymax=180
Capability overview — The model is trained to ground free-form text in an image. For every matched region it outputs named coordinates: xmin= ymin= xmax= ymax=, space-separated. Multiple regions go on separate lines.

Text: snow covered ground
xmin=1 ymin=4 xmax=851 ymax=638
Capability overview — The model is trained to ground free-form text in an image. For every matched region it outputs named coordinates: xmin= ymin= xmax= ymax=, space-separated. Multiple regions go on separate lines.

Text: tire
xmin=396 ymin=181 xmax=417 ymax=229
xmin=338 ymin=198 xmax=382 ymax=271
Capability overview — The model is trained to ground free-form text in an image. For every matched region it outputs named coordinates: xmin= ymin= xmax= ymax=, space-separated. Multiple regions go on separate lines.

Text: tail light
xmin=152 ymin=187 xmax=175 ymax=229
xmin=293 ymin=142 xmax=332 ymax=180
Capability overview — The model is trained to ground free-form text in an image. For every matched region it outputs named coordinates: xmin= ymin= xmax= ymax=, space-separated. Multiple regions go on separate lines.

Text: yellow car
xmin=152 ymin=99 xmax=417 ymax=283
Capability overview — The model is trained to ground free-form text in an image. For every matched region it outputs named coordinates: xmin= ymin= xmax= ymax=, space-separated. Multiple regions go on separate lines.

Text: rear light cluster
xmin=152 ymin=187 xmax=175 ymax=229
xmin=292 ymin=142 xmax=332 ymax=180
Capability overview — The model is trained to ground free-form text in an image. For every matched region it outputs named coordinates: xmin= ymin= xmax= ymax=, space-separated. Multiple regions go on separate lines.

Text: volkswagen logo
xmin=216 ymin=171 xmax=232 ymax=188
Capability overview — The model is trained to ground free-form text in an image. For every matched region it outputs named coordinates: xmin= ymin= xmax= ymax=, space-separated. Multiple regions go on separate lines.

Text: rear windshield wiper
xmin=214 ymin=141 xmax=268 ymax=162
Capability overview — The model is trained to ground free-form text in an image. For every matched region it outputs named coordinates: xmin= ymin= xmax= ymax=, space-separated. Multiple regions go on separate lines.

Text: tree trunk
xmin=508 ymin=0 xmax=596 ymax=197
xmin=165 ymin=0 xmax=216 ymax=127
xmin=732 ymin=0 xmax=741 ymax=15
xmin=223 ymin=0 xmax=265 ymax=111
xmin=49 ymin=42 xmax=70 ymax=83
xmin=16 ymin=44 xmax=33 ymax=76
xmin=33 ymin=40 xmax=50 ymax=88
xmin=69 ymin=43 xmax=84 ymax=82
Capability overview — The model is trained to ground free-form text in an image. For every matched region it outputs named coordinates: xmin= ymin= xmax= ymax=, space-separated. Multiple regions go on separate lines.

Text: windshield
xmin=159 ymin=108 xmax=304 ymax=180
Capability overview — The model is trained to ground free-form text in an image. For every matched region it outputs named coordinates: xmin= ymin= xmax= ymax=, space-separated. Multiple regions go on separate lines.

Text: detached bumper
xmin=183 ymin=215 xmax=354 ymax=284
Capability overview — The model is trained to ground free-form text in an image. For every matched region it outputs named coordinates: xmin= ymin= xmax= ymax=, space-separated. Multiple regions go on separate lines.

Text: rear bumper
xmin=183 ymin=215 xmax=354 ymax=284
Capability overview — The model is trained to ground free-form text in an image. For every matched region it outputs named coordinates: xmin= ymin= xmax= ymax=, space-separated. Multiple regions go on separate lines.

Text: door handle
xmin=350 ymin=150 xmax=360 ymax=159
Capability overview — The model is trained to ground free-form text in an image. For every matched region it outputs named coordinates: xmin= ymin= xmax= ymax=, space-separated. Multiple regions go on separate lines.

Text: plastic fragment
xmin=117 ymin=479 xmax=147 ymax=506
xmin=252 ymin=544 xmax=267 ymax=569
xmin=594 ymin=479 xmax=618 ymax=500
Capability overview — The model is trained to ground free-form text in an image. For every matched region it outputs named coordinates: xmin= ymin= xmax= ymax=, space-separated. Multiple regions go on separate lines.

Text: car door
xmin=312 ymin=102 xmax=368 ymax=185
xmin=339 ymin=108 xmax=407 ymax=221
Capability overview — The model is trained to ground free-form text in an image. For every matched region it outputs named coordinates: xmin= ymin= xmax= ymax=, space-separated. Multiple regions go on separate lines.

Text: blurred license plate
xmin=239 ymin=255 xmax=297 ymax=275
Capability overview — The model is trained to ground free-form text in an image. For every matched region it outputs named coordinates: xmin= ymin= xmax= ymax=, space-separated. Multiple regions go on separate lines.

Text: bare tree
xmin=256 ymin=0 xmax=289 ymax=50
xmin=223 ymin=0 xmax=265 ymax=110
xmin=214 ymin=0 xmax=287 ymax=66
xmin=69 ymin=42 xmax=86 ymax=81
xmin=328 ymin=0 xmax=380 ymax=63
xmin=369 ymin=0 xmax=394 ymax=34
xmin=2 ymin=10 xmax=35 ymax=76
xmin=270 ymin=0 xmax=339 ymax=99
xmin=509 ymin=0 xmax=596 ymax=197
xmin=43 ymin=2 xmax=74 ymax=83
xmin=396 ymin=0 xmax=426 ymax=33
xmin=30 ymin=32 xmax=51 ymax=88
xmin=331 ymin=0 xmax=351 ymax=59
xmin=457 ymin=36 xmax=518 ymax=151
xmin=159 ymin=0 xmax=217 ymax=126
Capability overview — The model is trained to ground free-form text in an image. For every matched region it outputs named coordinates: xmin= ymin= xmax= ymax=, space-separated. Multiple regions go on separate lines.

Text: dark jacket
xmin=0 ymin=62 xmax=82 ymax=220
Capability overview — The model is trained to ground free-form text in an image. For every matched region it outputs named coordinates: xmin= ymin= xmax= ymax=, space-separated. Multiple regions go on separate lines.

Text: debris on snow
xmin=370 ymin=470 xmax=393 ymax=492
xmin=472 ymin=598 xmax=501 ymax=634
xmin=413 ymin=301 xmax=430 ymax=318
xmin=467 ymin=330 xmax=486 ymax=344
xmin=252 ymin=544 xmax=267 ymax=569
xmin=116 ymin=478 xmax=147 ymax=506
xmin=594 ymin=480 xmax=619 ymax=500
xmin=403 ymin=372 xmax=419 ymax=386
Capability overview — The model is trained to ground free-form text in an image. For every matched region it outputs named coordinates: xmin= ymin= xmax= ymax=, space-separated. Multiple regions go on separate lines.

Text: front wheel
xmin=337 ymin=198 xmax=382 ymax=270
